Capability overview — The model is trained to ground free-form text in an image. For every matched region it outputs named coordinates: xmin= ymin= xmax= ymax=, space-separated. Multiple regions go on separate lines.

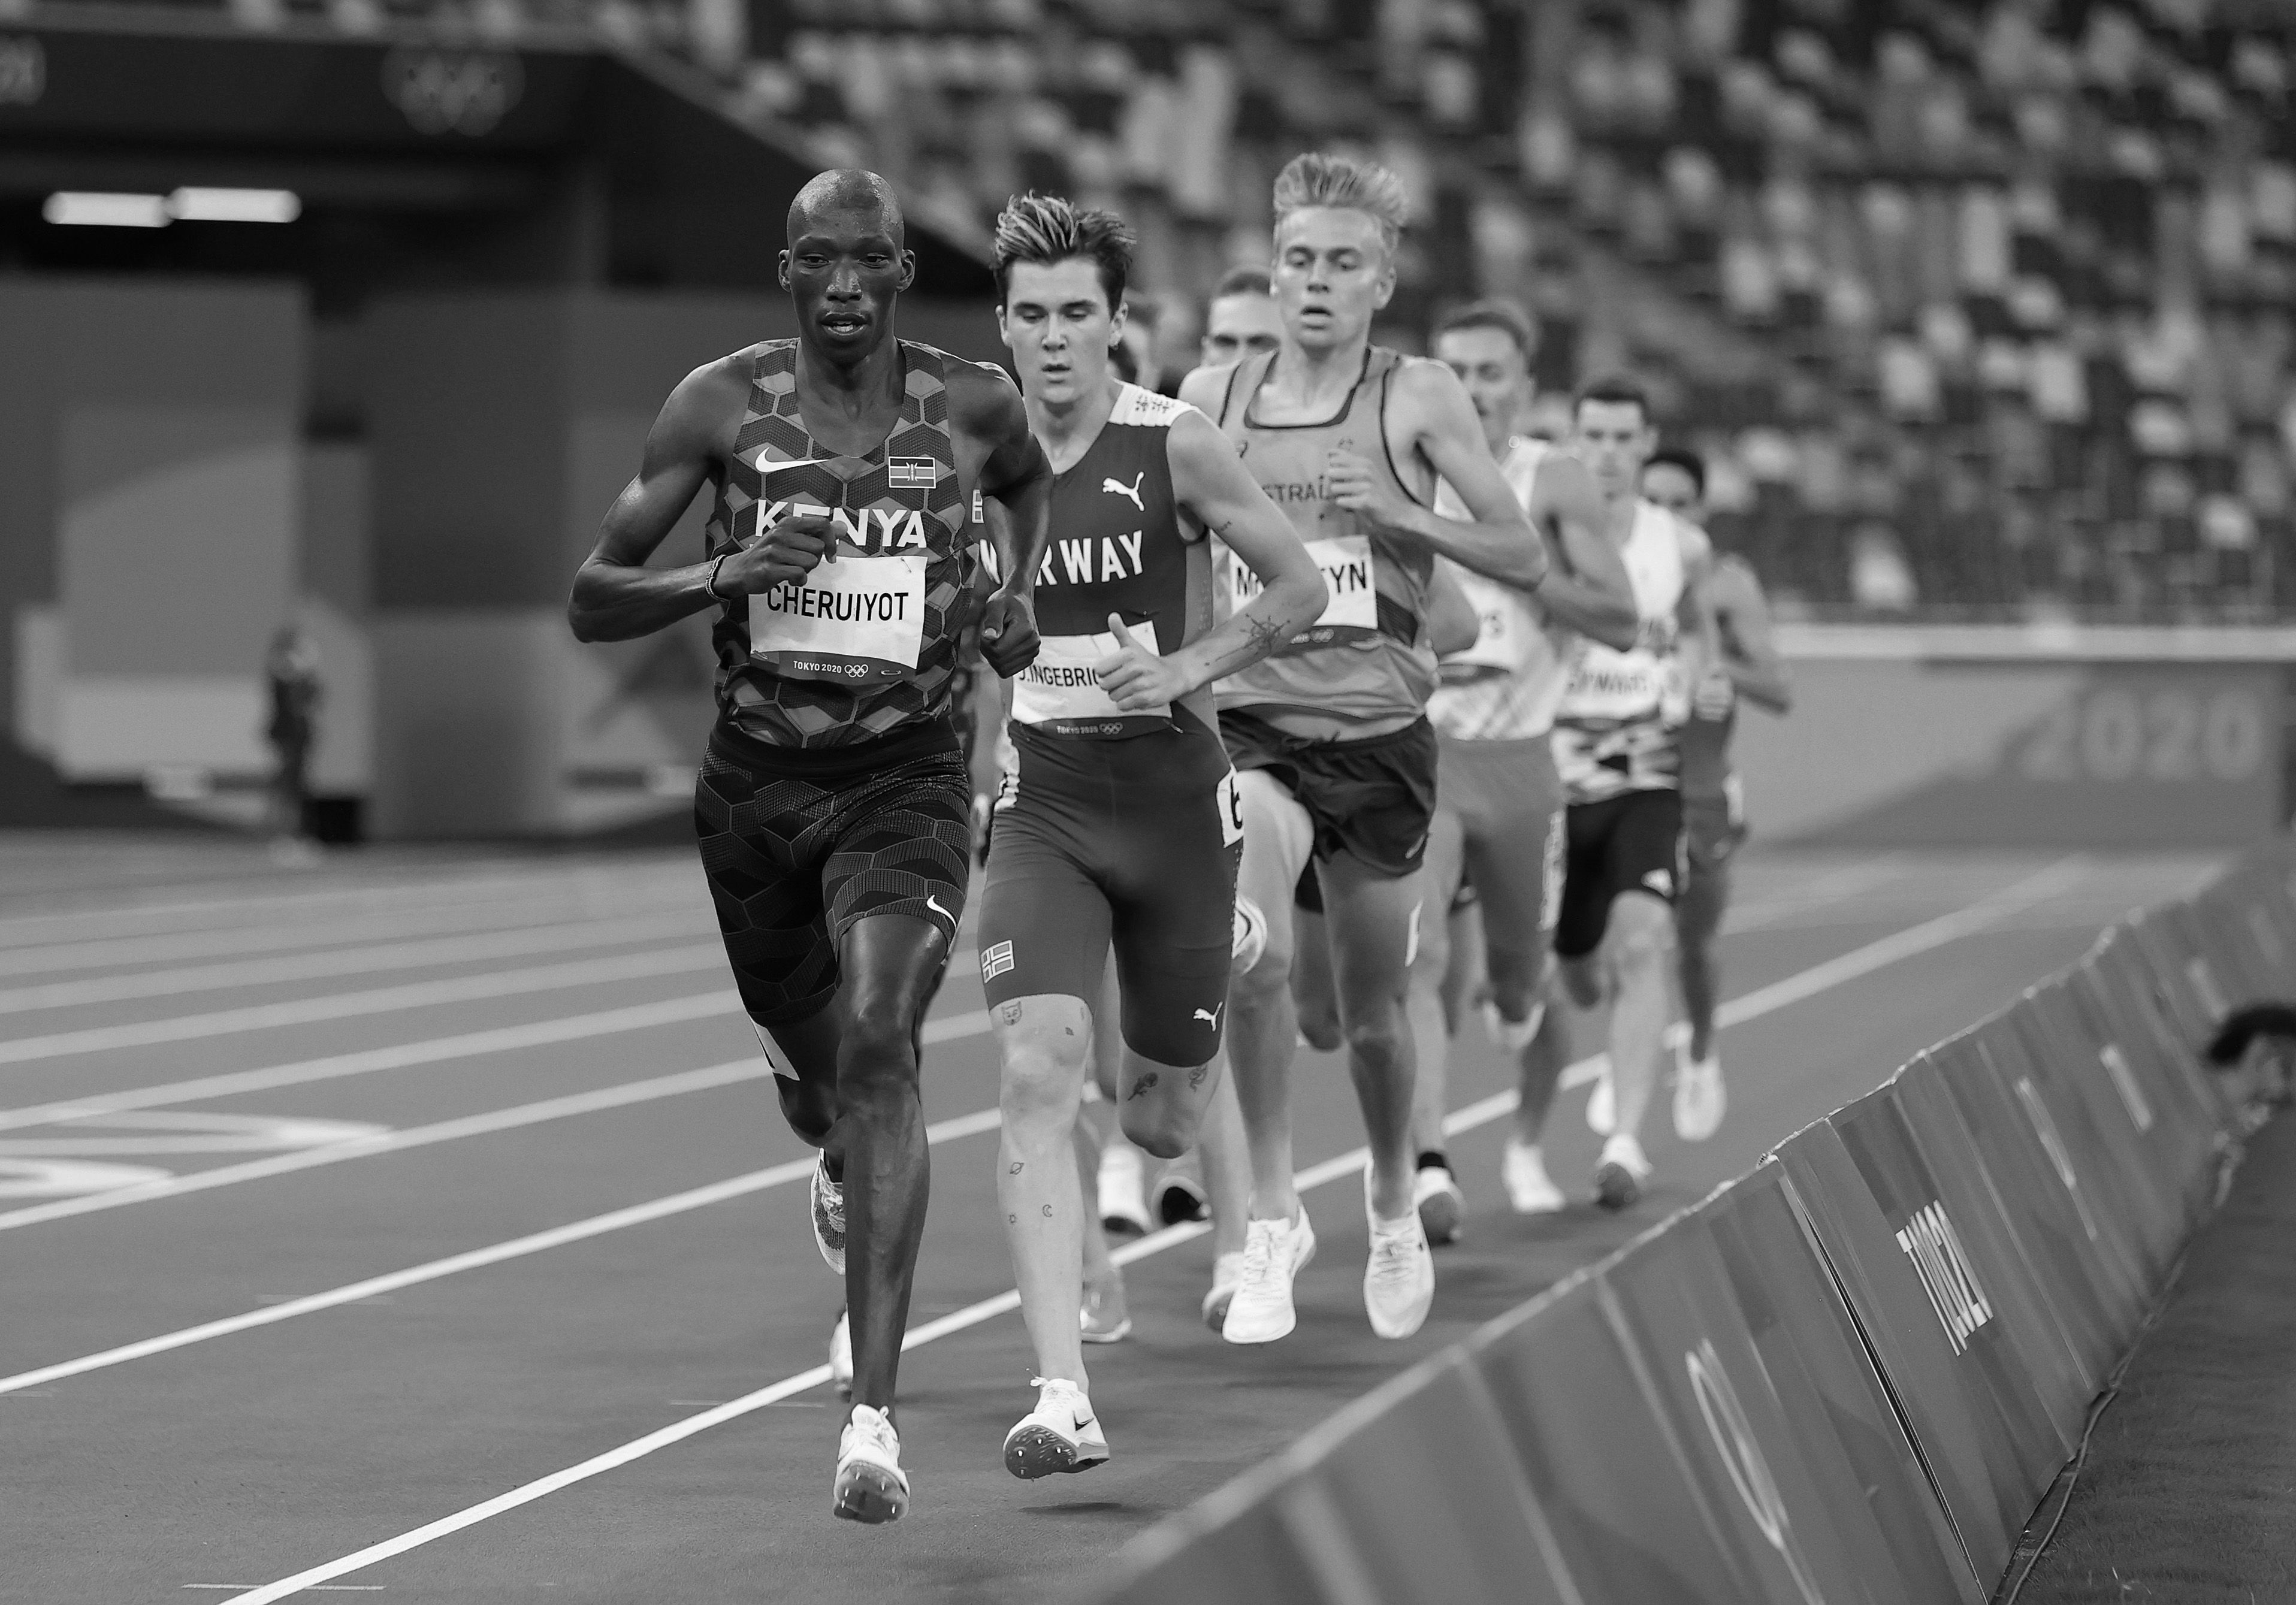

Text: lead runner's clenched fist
xmin=714 ymin=512 xmax=840 ymax=596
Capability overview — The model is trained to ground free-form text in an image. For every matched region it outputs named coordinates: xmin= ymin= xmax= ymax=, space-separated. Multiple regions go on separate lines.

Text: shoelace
xmin=845 ymin=1408 xmax=898 ymax=1457
xmin=1237 ymin=1219 xmax=1282 ymax=1286
xmin=1367 ymin=1224 xmax=1419 ymax=1274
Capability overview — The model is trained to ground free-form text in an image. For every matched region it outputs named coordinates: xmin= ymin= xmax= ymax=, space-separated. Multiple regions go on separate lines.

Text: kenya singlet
xmin=703 ymin=340 xmax=978 ymax=749
xmin=1552 ymin=500 xmax=1691 ymax=803
xmin=1428 ymin=437 xmax=1574 ymax=742
xmin=1210 ymin=347 xmax=1439 ymax=736
xmin=1005 ymin=383 xmax=1218 ymax=742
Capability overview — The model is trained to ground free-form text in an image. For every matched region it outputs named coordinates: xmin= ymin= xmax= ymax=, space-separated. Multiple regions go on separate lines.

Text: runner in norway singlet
xmin=1210 ymin=347 xmax=1439 ymax=737
xmin=703 ymin=339 xmax=980 ymax=749
xmin=1552 ymin=500 xmax=1691 ymax=803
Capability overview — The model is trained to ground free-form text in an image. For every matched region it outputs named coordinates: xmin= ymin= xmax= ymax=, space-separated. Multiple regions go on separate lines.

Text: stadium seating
xmin=28 ymin=0 xmax=2293 ymax=622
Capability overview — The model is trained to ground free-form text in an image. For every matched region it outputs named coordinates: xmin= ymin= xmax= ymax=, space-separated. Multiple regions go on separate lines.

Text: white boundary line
xmin=0 ymin=912 xmax=712 ymax=1017
xmin=0 ymin=995 xmax=744 ymax=1137
xmin=214 ymin=857 xmax=2089 ymax=1604
xmin=0 ymin=945 xmax=730 ymax=1068
xmin=0 ymin=888 xmax=706 ymax=983
xmin=0 ymin=863 xmax=676 ymax=946
xmin=0 ymin=1010 xmax=993 ymax=1234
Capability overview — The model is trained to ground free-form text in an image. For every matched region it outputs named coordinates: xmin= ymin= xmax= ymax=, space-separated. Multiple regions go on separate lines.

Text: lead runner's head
xmin=992 ymin=192 xmax=1137 ymax=412
xmin=781 ymin=168 xmax=914 ymax=364
xmin=1270 ymin=152 xmax=1408 ymax=356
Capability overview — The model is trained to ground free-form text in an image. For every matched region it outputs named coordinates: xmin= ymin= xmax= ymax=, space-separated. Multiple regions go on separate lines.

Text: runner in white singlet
xmin=1399 ymin=301 xmax=1639 ymax=1236
xmin=1516 ymin=375 xmax=1715 ymax=1213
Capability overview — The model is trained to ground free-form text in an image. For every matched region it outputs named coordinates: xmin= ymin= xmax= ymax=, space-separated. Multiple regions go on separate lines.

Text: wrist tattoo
xmin=1243 ymin=615 xmax=1285 ymax=658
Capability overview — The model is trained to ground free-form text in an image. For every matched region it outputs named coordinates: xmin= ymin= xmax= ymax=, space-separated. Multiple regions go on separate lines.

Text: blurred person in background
xmin=567 ymin=168 xmax=1054 ymax=1525
xmin=1640 ymin=447 xmax=1792 ymax=1143
xmin=1516 ymin=376 xmax=1715 ymax=1211
xmin=263 ymin=622 xmax=322 ymax=865
xmin=1197 ymin=265 xmax=1286 ymax=370
xmin=1403 ymin=299 xmax=1638 ymax=1234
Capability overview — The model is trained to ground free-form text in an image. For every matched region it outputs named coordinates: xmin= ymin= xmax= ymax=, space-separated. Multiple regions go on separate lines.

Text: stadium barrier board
xmin=1083 ymin=844 xmax=2278 ymax=1605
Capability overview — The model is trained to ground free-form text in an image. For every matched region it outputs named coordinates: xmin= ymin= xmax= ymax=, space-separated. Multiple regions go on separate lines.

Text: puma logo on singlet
xmin=1194 ymin=1003 xmax=1225 ymax=1029
xmin=1102 ymin=473 xmax=1146 ymax=510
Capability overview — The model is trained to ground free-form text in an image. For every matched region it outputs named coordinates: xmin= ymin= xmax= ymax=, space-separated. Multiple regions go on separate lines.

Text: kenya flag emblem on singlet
xmin=887 ymin=458 xmax=937 ymax=489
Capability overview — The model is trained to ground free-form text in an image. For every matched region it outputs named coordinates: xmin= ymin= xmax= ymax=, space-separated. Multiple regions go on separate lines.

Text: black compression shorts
xmin=695 ymin=718 xmax=973 ymax=1027
xmin=978 ymin=719 xmax=1240 ymax=1067
xmin=1219 ymin=710 xmax=1437 ymax=879
xmin=1556 ymin=789 xmax=1685 ymax=960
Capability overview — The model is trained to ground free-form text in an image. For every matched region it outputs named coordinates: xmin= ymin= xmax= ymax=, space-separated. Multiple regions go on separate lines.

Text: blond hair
xmin=1271 ymin=152 xmax=1410 ymax=257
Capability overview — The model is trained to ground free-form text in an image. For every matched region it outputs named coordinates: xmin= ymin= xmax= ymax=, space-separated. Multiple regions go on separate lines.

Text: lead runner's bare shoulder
xmin=941 ymin=358 xmax=1037 ymax=501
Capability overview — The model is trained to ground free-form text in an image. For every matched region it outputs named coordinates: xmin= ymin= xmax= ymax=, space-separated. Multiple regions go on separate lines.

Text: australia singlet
xmin=1427 ymin=437 xmax=1574 ymax=743
xmin=1000 ymin=383 xmax=1219 ymax=742
xmin=1553 ymin=500 xmax=1692 ymax=803
xmin=1209 ymin=347 xmax=1439 ymax=736
xmin=703 ymin=339 xmax=980 ymax=749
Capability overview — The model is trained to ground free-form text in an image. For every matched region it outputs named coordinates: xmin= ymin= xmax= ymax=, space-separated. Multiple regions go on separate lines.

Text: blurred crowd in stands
xmin=55 ymin=0 xmax=2296 ymax=622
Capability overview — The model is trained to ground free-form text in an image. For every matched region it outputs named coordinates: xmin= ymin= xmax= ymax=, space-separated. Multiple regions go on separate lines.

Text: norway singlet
xmin=1427 ymin=437 xmax=1574 ymax=742
xmin=1209 ymin=347 xmax=1439 ymax=736
xmin=980 ymin=384 xmax=1240 ymax=1068
xmin=702 ymin=339 xmax=980 ymax=749
xmin=1552 ymin=500 xmax=1691 ymax=803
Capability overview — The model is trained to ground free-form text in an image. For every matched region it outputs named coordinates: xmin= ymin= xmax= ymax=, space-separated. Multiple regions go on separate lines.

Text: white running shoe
xmin=1222 ymin=1208 xmax=1317 ymax=1344
xmin=833 ymin=1404 xmax=908 ymax=1524
xmin=1080 ymin=1274 xmax=1132 ymax=1344
xmin=1674 ymin=1047 xmax=1726 ymax=1142
xmin=1501 ymin=1138 xmax=1566 ymax=1214
xmin=1096 ymin=1142 xmax=1150 ymax=1238
xmin=1593 ymin=1134 xmax=1652 ymax=1211
xmin=1412 ymin=1164 xmax=1465 ymax=1245
xmin=1363 ymin=1166 xmax=1436 ymax=1339
xmin=1479 ymin=999 xmax=1546 ymax=1053
xmin=1002 ymin=1377 xmax=1110 ymax=1480
xmin=1231 ymin=894 xmax=1268 ymax=974
xmin=1586 ymin=1067 xmax=1616 ymax=1136
xmin=811 ymin=1153 xmax=845 ymax=1275
xmin=1201 ymin=1250 xmax=1246 ymax=1333
xmin=829 ymin=1308 xmax=853 ymax=1400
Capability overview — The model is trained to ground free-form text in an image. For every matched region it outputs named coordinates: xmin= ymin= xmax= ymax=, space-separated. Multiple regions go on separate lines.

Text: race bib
xmin=749 ymin=551 xmax=928 ymax=684
xmin=1438 ymin=567 xmax=1531 ymax=682
xmin=1560 ymin=641 xmax=1670 ymax=724
xmin=1224 ymin=535 xmax=1380 ymax=655
xmin=1215 ymin=768 xmax=1246 ymax=847
xmin=1008 ymin=631 xmax=1168 ymax=737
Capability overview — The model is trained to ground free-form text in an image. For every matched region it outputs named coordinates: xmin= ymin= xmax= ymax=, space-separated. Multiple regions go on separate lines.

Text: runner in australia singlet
xmin=1427 ymin=437 xmax=1572 ymax=743
xmin=703 ymin=339 xmax=980 ymax=749
xmin=1210 ymin=347 xmax=1439 ymax=736
xmin=1552 ymin=500 xmax=1690 ymax=803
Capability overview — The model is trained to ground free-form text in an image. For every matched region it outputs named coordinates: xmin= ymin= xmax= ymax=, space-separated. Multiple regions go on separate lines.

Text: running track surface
xmin=0 ymin=832 xmax=2224 ymax=1605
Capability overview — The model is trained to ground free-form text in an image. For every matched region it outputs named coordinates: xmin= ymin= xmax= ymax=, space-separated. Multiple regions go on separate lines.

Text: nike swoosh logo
xmin=925 ymin=894 xmax=951 ymax=921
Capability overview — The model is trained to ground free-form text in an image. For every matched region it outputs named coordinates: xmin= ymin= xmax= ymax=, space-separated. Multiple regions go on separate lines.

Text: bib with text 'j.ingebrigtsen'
xmin=1008 ymin=631 xmax=1170 ymax=737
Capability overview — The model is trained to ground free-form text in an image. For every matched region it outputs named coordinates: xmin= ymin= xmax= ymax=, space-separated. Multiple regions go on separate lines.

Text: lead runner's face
xmin=999 ymin=258 xmax=1122 ymax=409
xmin=781 ymin=207 xmax=913 ymax=359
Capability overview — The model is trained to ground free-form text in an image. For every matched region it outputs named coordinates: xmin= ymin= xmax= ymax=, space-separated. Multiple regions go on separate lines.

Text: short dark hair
xmin=1572 ymin=372 xmax=1654 ymax=423
xmin=1210 ymin=264 xmax=1273 ymax=301
xmin=1434 ymin=298 xmax=1537 ymax=359
xmin=992 ymin=192 xmax=1137 ymax=312
xmin=1642 ymin=447 xmax=1705 ymax=497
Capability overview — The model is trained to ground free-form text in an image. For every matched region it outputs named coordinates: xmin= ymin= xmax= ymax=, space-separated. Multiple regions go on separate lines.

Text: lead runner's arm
xmin=959 ymin=365 xmax=1053 ymax=675
xmin=1326 ymin=360 xmax=1546 ymax=591
xmin=567 ymin=356 xmax=832 ymax=642
xmin=1713 ymin=557 xmax=1793 ymax=714
xmin=1097 ymin=409 xmax=1326 ymax=709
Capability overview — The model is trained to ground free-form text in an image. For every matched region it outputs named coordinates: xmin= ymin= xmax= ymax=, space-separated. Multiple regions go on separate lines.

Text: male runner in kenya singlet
xmin=567 ymin=170 xmax=1056 ymax=1527
xmin=1639 ymin=447 xmax=1792 ymax=1142
xmin=1515 ymin=375 xmax=1715 ymax=1213
xmin=1400 ymin=301 xmax=1639 ymax=1237
xmin=1176 ymin=152 xmax=1546 ymax=1346
xmin=974 ymin=195 xmax=1325 ymax=1480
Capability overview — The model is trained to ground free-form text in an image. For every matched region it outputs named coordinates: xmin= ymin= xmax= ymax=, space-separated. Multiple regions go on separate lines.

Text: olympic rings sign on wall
xmin=382 ymin=47 xmax=524 ymax=137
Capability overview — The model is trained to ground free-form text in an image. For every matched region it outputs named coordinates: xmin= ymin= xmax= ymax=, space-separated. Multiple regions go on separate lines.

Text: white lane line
xmin=0 ymin=1011 xmax=993 ymax=1234
xmin=0 ymin=912 xmax=713 ymax=1017
xmin=0 ymin=945 xmax=730 ymax=1068
xmin=0 ymin=994 xmax=743 ymax=1137
xmin=210 ymin=860 xmax=2093 ymax=1604
xmin=0 ymin=863 xmax=673 ymax=947
xmin=0 ymin=1108 xmax=1007 ymax=1398
xmin=0 ymin=889 xmax=706 ymax=983
xmin=1718 ymin=853 xmax=1910 ymax=934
